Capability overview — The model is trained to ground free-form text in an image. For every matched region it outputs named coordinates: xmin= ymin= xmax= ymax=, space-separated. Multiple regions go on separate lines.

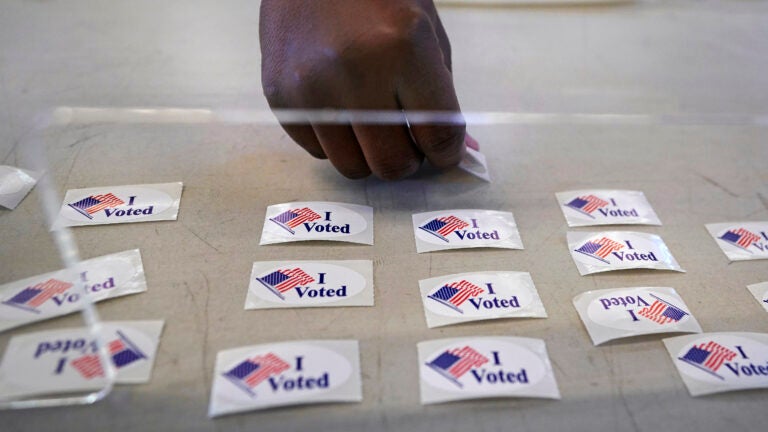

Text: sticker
xmin=705 ymin=222 xmax=768 ymax=261
xmin=418 ymin=337 xmax=560 ymax=404
xmin=52 ymin=182 xmax=183 ymax=228
xmin=663 ymin=332 xmax=768 ymax=396
xmin=573 ymin=287 xmax=701 ymax=345
xmin=245 ymin=260 xmax=373 ymax=309
xmin=412 ymin=209 xmax=523 ymax=253
xmin=567 ymin=231 xmax=684 ymax=275
xmin=458 ymin=146 xmax=491 ymax=183
xmin=0 ymin=249 xmax=147 ymax=333
xmin=556 ymin=189 xmax=661 ymax=227
xmin=419 ymin=271 xmax=546 ymax=328
xmin=0 ymin=320 xmax=164 ymax=401
xmin=208 ymin=340 xmax=362 ymax=417
xmin=260 ymin=202 xmax=373 ymax=245
xmin=747 ymin=282 xmax=768 ymax=313
xmin=0 ymin=165 xmax=41 ymax=210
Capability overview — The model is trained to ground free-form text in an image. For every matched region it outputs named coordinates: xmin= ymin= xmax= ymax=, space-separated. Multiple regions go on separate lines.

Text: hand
xmin=260 ymin=0 xmax=466 ymax=180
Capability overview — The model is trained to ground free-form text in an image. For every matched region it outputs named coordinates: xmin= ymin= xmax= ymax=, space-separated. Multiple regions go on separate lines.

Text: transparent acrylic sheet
xmin=2 ymin=113 xmax=117 ymax=409
xmin=9 ymin=105 xmax=768 ymax=411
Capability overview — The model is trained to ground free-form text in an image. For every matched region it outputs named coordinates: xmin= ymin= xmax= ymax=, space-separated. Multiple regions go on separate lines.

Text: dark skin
xmin=260 ymin=0 xmax=466 ymax=180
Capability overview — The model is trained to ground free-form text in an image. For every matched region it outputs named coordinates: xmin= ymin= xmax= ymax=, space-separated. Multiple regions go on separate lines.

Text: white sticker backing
xmin=412 ymin=209 xmax=523 ymax=253
xmin=208 ymin=340 xmax=362 ymax=417
xmin=52 ymin=182 xmax=183 ymax=228
xmin=260 ymin=202 xmax=373 ymax=245
xmin=567 ymin=231 xmax=684 ymax=275
xmin=458 ymin=146 xmax=491 ymax=183
xmin=0 ymin=165 xmax=41 ymax=210
xmin=0 ymin=249 xmax=148 ymax=333
xmin=246 ymin=260 xmax=373 ymax=309
xmin=705 ymin=222 xmax=768 ymax=261
xmin=747 ymin=282 xmax=768 ymax=313
xmin=418 ymin=337 xmax=560 ymax=404
xmin=0 ymin=320 xmax=164 ymax=402
xmin=663 ymin=332 xmax=768 ymax=396
xmin=419 ymin=271 xmax=546 ymax=328
xmin=556 ymin=189 xmax=661 ymax=227
xmin=573 ymin=287 xmax=701 ymax=345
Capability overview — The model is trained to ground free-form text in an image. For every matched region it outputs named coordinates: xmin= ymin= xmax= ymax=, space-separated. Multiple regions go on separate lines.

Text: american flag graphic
xmin=574 ymin=237 xmax=625 ymax=264
xmin=256 ymin=268 xmax=315 ymax=300
xmin=565 ymin=195 xmax=609 ymax=218
xmin=427 ymin=280 xmax=485 ymax=313
xmin=419 ymin=216 xmax=470 ymax=242
xmin=426 ymin=346 xmax=489 ymax=388
xmin=679 ymin=341 xmax=738 ymax=380
xmin=636 ymin=295 xmax=688 ymax=325
xmin=223 ymin=353 xmax=291 ymax=397
xmin=719 ymin=228 xmax=760 ymax=251
xmin=67 ymin=193 xmax=125 ymax=219
xmin=269 ymin=207 xmax=321 ymax=234
xmin=70 ymin=331 xmax=147 ymax=379
xmin=2 ymin=278 xmax=73 ymax=313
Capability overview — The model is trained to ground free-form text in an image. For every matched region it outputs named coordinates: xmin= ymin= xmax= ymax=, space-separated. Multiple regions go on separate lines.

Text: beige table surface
xmin=1 ymin=1 xmax=768 ymax=431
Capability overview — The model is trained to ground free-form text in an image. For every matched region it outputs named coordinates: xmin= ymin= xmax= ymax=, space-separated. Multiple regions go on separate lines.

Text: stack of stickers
xmin=560 ymin=189 xmax=768 ymax=397
xmin=0 ymin=182 xmax=181 ymax=403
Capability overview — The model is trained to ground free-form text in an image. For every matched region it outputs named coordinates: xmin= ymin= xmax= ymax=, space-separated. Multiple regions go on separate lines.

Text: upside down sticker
xmin=0 ymin=320 xmax=164 ymax=402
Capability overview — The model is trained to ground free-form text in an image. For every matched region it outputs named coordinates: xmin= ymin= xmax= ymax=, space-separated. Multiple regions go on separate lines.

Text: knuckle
xmin=419 ymin=125 xmax=466 ymax=167
xmin=372 ymin=156 xmax=421 ymax=181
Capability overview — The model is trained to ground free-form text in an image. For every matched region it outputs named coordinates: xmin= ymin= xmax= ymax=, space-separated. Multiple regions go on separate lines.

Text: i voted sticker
xmin=747 ymin=282 xmax=768 ymax=313
xmin=260 ymin=202 xmax=373 ymax=245
xmin=419 ymin=272 xmax=546 ymax=328
xmin=0 ymin=320 xmax=164 ymax=402
xmin=418 ymin=337 xmax=560 ymax=404
xmin=663 ymin=332 xmax=768 ymax=396
xmin=208 ymin=340 xmax=362 ymax=417
xmin=0 ymin=249 xmax=148 ymax=333
xmin=246 ymin=260 xmax=373 ymax=309
xmin=0 ymin=165 xmax=41 ymax=210
xmin=706 ymin=222 xmax=768 ymax=261
xmin=412 ymin=209 xmax=523 ymax=253
xmin=567 ymin=231 xmax=684 ymax=275
xmin=573 ymin=287 xmax=701 ymax=345
xmin=52 ymin=182 xmax=183 ymax=228
xmin=556 ymin=189 xmax=661 ymax=227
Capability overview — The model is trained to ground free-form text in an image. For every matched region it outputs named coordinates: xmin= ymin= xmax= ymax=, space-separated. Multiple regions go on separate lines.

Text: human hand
xmin=260 ymin=0 xmax=466 ymax=180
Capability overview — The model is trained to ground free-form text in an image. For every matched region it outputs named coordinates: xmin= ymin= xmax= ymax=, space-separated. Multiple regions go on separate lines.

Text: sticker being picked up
xmin=705 ymin=221 xmax=768 ymax=261
xmin=246 ymin=260 xmax=373 ymax=309
xmin=412 ymin=209 xmax=523 ymax=253
xmin=457 ymin=135 xmax=491 ymax=182
xmin=260 ymin=202 xmax=373 ymax=245
xmin=0 ymin=165 xmax=41 ymax=210
xmin=567 ymin=231 xmax=684 ymax=275
xmin=663 ymin=332 xmax=768 ymax=396
xmin=419 ymin=271 xmax=546 ymax=328
xmin=52 ymin=182 xmax=183 ymax=228
xmin=556 ymin=189 xmax=661 ymax=227
xmin=747 ymin=282 xmax=768 ymax=313
xmin=0 ymin=249 xmax=147 ymax=333
xmin=573 ymin=287 xmax=701 ymax=345
xmin=418 ymin=336 xmax=560 ymax=404
xmin=208 ymin=340 xmax=362 ymax=417
xmin=0 ymin=320 xmax=164 ymax=402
